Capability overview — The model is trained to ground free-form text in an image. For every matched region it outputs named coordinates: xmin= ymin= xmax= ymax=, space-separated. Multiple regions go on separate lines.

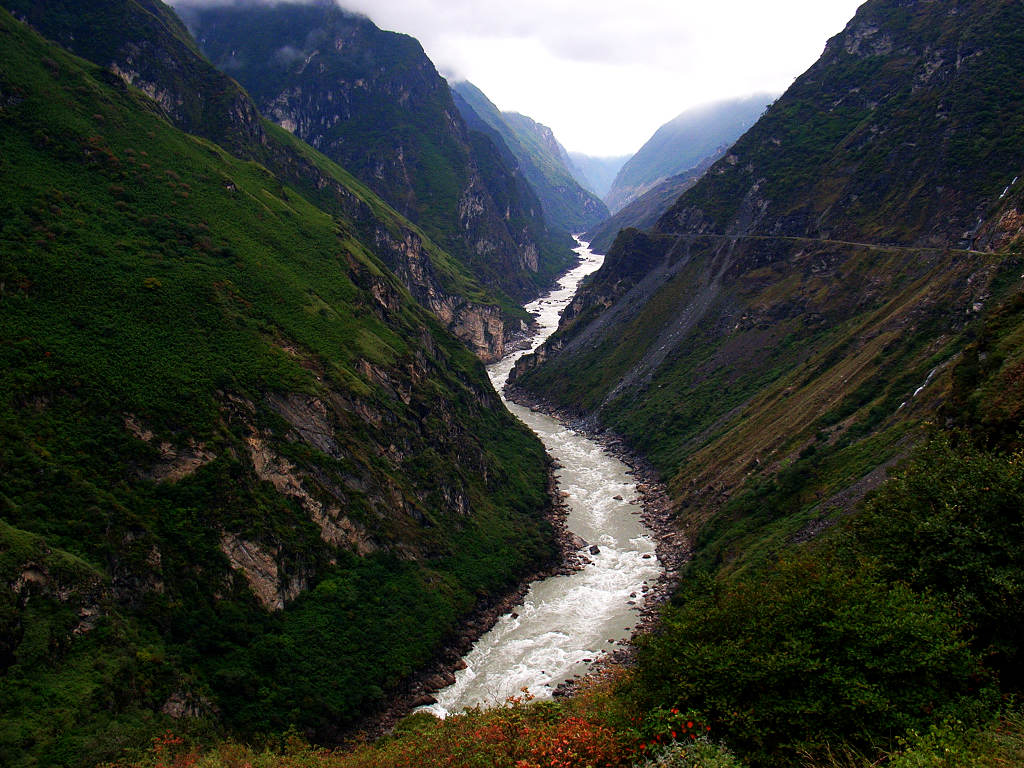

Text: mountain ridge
xmin=2 ymin=0 xmax=542 ymax=363
xmin=512 ymin=0 xmax=1024 ymax=551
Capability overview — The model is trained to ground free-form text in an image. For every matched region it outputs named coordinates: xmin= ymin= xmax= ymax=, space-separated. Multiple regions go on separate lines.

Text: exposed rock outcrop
xmin=125 ymin=414 xmax=216 ymax=482
xmin=219 ymin=533 xmax=305 ymax=611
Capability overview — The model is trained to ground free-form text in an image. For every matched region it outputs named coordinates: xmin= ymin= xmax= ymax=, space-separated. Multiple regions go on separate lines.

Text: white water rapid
xmin=422 ymin=239 xmax=663 ymax=717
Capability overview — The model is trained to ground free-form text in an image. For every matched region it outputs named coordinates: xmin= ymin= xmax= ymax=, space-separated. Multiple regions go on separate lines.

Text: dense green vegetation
xmin=5 ymin=0 xmax=1024 ymax=765
xmin=632 ymin=552 xmax=986 ymax=766
xmin=0 ymin=9 xmax=556 ymax=767
xmin=627 ymin=407 xmax=1024 ymax=766
xmin=88 ymin=409 xmax=1024 ymax=766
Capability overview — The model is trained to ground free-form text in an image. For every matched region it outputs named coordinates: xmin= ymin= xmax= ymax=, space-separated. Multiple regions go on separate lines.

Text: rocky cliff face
xmin=513 ymin=0 xmax=1024 ymax=553
xmin=184 ymin=0 xmax=574 ymax=306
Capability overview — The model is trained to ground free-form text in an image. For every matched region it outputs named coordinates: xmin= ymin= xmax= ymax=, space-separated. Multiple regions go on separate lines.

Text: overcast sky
xmin=331 ymin=0 xmax=866 ymax=156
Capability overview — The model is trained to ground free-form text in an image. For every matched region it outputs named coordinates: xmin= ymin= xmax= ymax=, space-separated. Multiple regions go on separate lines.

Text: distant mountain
xmin=583 ymin=150 xmax=723 ymax=253
xmin=604 ymin=94 xmax=774 ymax=213
xmin=450 ymin=81 xmax=608 ymax=233
xmin=0 ymin=2 xmax=557 ymax=765
xmin=567 ymin=152 xmax=630 ymax=199
xmin=181 ymin=0 xmax=575 ymax=304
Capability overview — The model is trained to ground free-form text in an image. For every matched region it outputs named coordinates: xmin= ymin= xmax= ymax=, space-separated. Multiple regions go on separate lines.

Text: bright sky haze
xmin=332 ymin=0 xmax=866 ymax=156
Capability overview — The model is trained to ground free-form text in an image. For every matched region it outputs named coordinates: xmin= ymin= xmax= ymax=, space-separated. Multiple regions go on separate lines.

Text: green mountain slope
xmin=604 ymin=94 xmax=773 ymax=213
xmin=513 ymin=0 xmax=1024 ymax=567
xmin=451 ymin=81 xmax=609 ymax=233
xmin=507 ymin=5 xmax=1024 ymax=757
xmin=2 ymin=0 xmax=268 ymax=158
xmin=180 ymin=0 xmax=575 ymax=306
xmin=0 ymin=8 xmax=557 ymax=767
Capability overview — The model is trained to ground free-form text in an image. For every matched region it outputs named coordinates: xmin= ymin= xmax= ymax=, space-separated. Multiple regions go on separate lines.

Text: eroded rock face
xmin=124 ymin=414 xmax=216 ymax=483
xmin=9 ymin=559 xmax=105 ymax=637
xmin=241 ymin=398 xmax=381 ymax=560
xmin=310 ymin=507 xmax=377 ymax=556
xmin=219 ymin=533 xmax=300 ymax=611
xmin=161 ymin=691 xmax=216 ymax=719
xmin=447 ymin=303 xmax=508 ymax=363
xmin=370 ymin=222 xmax=516 ymax=361
xmin=267 ymin=393 xmax=341 ymax=459
xmin=842 ymin=23 xmax=895 ymax=57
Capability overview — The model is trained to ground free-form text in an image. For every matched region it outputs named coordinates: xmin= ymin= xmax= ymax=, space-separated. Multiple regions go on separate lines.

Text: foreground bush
xmin=850 ymin=434 xmax=1024 ymax=685
xmin=884 ymin=712 xmax=1024 ymax=768
xmin=627 ymin=553 xmax=985 ymax=767
xmin=637 ymin=739 xmax=744 ymax=768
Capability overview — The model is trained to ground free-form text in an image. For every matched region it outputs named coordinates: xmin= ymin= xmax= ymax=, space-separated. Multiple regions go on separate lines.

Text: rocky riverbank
xmin=502 ymin=384 xmax=691 ymax=698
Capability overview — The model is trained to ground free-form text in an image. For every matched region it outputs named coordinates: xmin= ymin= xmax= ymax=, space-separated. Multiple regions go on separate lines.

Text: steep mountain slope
xmin=513 ymin=0 xmax=1024 ymax=566
xmin=567 ymin=152 xmax=629 ymax=199
xmin=450 ymin=81 xmax=608 ymax=233
xmin=2 ymin=0 xmax=539 ymax=362
xmin=584 ymin=153 xmax=722 ymax=254
xmin=604 ymin=94 xmax=773 ymax=213
xmin=180 ymin=0 xmax=575 ymax=304
xmin=0 ymin=7 xmax=558 ymax=767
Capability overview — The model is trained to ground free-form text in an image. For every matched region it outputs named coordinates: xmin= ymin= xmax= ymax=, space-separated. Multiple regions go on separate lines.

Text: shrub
xmin=629 ymin=554 xmax=983 ymax=767
xmin=638 ymin=738 xmax=745 ymax=768
xmin=850 ymin=433 xmax=1024 ymax=685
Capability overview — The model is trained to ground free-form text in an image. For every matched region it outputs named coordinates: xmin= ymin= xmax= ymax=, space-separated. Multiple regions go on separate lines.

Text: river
xmin=422 ymin=239 xmax=663 ymax=717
